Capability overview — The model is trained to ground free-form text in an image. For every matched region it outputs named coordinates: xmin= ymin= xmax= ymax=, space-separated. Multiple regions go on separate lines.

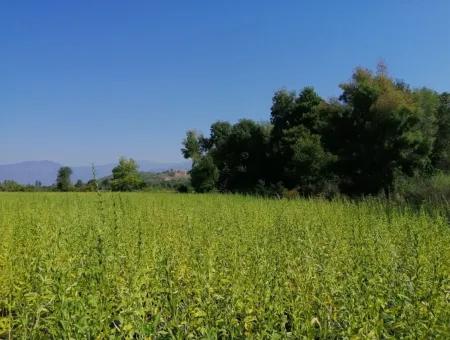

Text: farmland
xmin=0 ymin=193 xmax=449 ymax=338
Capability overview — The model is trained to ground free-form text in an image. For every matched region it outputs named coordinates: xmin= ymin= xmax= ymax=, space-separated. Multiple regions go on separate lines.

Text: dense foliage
xmin=1 ymin=193 xmax=449 ymax=338
xmin=56 ymin=166 xmax=73 ymax=192
xmin=183 ymin=66 xmax=450 ymax=196
xmin=110 ymin=158 xmax=145 ymax=191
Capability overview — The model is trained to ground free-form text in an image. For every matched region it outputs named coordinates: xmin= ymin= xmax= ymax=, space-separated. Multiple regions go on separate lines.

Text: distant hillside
xmin=140 ymin=170 xmax=190 ymax=187
xmin=0 ymin=160 xmax=191 ymax=185
xmin=100 ymin=169 xmax=190 ymax=189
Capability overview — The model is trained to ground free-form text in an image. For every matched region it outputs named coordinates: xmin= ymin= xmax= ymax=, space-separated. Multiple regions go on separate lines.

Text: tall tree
xmin=181 ymin=130 xmax=203 ymax=162
xmin=110 ymin=157 xmax=144 ymax=191
xmin=277 ymin=125 xmax=336 ymax=194
xmin=182 ymin=120 xmax=271 ymax=193
xmin=431 ymin=92 xmax=450 ymax=171
xmin=56 ymin=166 xmax=73 ymax=192
xmin=189 ymin=155 xmax=219 ymax=193
xmin=213 ymin=119 xmax=272 ymax=192
xmin=270 ymin=87 xmax=334 ymax=193
xmin=335 ymin=67 xmax=435 ymax=195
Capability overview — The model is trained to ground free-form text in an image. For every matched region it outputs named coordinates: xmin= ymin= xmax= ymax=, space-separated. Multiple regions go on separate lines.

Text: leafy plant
xmin=0 ymin=193 xmax=449 ymax=338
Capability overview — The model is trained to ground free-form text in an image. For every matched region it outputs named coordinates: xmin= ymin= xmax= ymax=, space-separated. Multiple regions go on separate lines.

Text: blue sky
xmin=1 ymin=1 xmax=449 ymax=165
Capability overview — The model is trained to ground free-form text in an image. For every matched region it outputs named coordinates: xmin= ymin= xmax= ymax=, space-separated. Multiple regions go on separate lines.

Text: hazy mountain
xmin=0 ymin=161 xmax=61 ymax=186
xmin=0 ymin=160 xmax=191 ymax=185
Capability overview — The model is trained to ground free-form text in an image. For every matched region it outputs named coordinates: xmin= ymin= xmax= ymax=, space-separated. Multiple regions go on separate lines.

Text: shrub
xmin=394 ymin=173 xmax=450 ymax=206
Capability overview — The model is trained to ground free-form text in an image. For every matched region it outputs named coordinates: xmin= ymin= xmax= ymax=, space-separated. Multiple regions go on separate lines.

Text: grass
xmin=0 ymin=192 xmax=449 ymax=338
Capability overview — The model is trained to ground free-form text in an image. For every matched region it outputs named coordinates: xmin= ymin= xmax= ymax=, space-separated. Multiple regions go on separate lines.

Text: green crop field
xmin=0 ymin=193 xmax=449 ymax=338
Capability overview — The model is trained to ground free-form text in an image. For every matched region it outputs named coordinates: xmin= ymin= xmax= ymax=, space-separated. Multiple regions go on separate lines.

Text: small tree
xmin=110 ymin=157 xmax=144 ymax=191
xmin=74 ymin=179 xmax=84 ymax=190
xmin=56 ymin=166 xmax=73 ymax=191
xmin=86 ymin=179 xmax=98 ymax=192
xmin=1 ymin=180 xmax=23 ymax=192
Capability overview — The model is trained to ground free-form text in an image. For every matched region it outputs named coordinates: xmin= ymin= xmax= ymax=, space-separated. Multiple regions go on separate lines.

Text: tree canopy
xmin=110 ymin=157 xmax=144 ymax=191
xmin=182 ymin=65 xmax=448 ymax=196
xmin=56 ymin=166 xmax=73 ymax=192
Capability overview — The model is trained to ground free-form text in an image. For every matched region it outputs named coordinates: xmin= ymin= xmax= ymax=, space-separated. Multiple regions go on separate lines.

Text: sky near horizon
xmin=1 ymin=1 xmax=449 ymax=165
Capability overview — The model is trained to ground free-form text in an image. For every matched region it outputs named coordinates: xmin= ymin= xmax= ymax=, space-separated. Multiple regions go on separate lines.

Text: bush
xmin=394 ymin=173 xmax=450 ymax=207
xmin=176 ymin=183 xmax=192 ymax=193
xmin=254 ymin=180 xmax=286 ymax=198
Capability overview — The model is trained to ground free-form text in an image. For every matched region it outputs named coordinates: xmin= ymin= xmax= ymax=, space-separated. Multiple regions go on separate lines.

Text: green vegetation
xmin=111 ymin=158 xmax=145 ymax=192
xmin=56 ymin=166 xmax=73 ymax=192
xmin=100 ymin=169 xmax=190 ymax=192
xmin=140 ymin=170 xmax=190 ymax=191
xmin=183 ymin=65 xmax=450 ymax=197
xmin=394 ymin=173 xmax=450 ymax=209
xmin=0 ymin=161 xmax=189 ymax=193
xmin=1 ymin=192 xmax=449 ymax=338
xmin=1 ymin=63 xmax=448 ymax=337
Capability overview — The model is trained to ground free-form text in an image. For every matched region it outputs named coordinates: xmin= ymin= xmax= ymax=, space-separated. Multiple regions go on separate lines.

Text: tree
xmin=270 ymin=87 xmax=334 ymax=193
xmin=182 ymin=120 xmax=271 ymax=193
xmin=1 ymin=180 xmax=23 ymax=192
xmin=271 ymin=87 xmax=324 ymax=135
xmin=431 ymin=92 xmax=450 ymax=171
xmin=56 ymin=166 xmax=73 ymax=192
xmin=86 ymin=179 xmax=98 ymax=192
xmin=182 ymin=130 xmax=218 ymax=192
xmin=99 ymin=178 xmax=111 ymax=191
xmin=181 ymin=130 xmax=203 ymax=162
xmin=215 ymin=119 xmax=272 ymax=192
xmin=278 ymin=126 xmax=336 ymax=195
xmin=74 ymin=179 xmax=84 ymax=190
xmin=334 ymin=67 xmax=435 ymax=195
xmin=190 ymin=155 xmax=219 ymax=193
xmin=110 ymin=157 xmax=144 ymax=191
xmin=201 ymin=121 xmax=233 ymax=182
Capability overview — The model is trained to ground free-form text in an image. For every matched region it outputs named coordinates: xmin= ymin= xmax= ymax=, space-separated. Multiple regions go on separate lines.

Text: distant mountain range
xmin=0 ymin=160 xmax=191 ymax=185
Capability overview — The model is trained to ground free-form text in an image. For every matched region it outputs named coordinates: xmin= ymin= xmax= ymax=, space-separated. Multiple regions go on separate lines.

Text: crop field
xmin=0 ymin=193 xmax=449 ymax=338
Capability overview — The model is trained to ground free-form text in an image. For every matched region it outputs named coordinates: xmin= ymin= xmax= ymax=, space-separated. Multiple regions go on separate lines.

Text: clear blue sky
xmin=1 ymin=1 xmax=449 ymax=165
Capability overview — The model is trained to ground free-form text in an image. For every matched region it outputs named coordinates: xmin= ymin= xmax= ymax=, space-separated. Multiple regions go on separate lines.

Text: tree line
xmin=1 ymin=158 xmax=146 ymax=192
xmin=182 ymin=65 xmax=450 ymax=197
xmin=55 ymin=158 xmax=145 ymax=191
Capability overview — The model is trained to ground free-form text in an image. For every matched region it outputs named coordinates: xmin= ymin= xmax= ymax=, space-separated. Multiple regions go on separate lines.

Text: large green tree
xmin=431 ymin=92 xmax=450 ymax=171
xmin=334 ymin=67 xmax=435 ymax=195
xmin=189 ymin=155 xmax=219 ymax=193
xmin=110 ymin=157 xmax=144 ymax=191
xmin=216 ymin=119 xmax=272 ymax=192
xmin=182 ymin=120 xmax=271 ymax=193
xmin=270 ymin=87 xmax=335 ymax=193
xmin=56 ymin=166 xmax=73 ymax=192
